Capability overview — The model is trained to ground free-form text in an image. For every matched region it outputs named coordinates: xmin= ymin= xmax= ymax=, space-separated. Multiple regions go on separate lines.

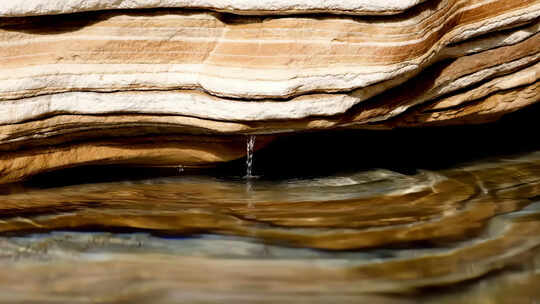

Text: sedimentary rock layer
xmin=2 ymin=36 xmax=538 ymax=124
xmin=1 ymin=0 xmax=538 ymax=101
xmin=0 ymin=0 xmax=429 ymax=17
xmin=2 ymin=35 xmax=538 ymax=141
xmin=0 ymin=135 xmax=273 ymax=185
xmin=0 ymin=0 xmax=539 ymax=181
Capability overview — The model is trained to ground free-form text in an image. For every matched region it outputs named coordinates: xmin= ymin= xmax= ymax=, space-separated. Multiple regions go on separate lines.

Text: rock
xmin=0 ymin=135 xmax=274 ymax=184
xmin=0 ymin=0 xmax=429 ymax=17
xmin=1 ymin=1 xmax=537 ymax=100
xmin=0 ymin=0 xmax=538 ymax=182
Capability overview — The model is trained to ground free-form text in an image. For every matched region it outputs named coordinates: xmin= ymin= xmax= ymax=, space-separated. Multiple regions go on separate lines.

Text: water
xmin=1 ymin=148 xmax=540 ymax=302
xmin=245 ymin=135 xmax=256 ymax=178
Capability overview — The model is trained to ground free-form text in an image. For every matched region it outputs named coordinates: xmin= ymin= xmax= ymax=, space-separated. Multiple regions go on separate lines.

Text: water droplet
xmin=245 ymin=135 xmax=256 ymax=179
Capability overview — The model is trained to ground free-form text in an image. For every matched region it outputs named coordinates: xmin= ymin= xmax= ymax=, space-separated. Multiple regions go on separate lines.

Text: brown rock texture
xmin=0 ymin=0 xmax=539 ymax=182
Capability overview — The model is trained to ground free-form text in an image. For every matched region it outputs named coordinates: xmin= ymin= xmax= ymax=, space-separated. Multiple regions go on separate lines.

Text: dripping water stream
xmin=245 ymin=135 xmax=256 ymax=207
xmin=245 ymin=135 xmax=256 ymax=179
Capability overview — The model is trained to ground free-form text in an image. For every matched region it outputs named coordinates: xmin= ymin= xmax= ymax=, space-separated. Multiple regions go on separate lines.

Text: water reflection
xmin=0 ymin=146 xmax=540 ymax=302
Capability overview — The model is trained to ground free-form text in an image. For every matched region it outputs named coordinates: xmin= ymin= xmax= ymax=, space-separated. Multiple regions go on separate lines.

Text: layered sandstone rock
xmin=0 ymin=0 xmax=429 ymax=16
xmin=0 ymin=0 xmax=539 ymax=182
